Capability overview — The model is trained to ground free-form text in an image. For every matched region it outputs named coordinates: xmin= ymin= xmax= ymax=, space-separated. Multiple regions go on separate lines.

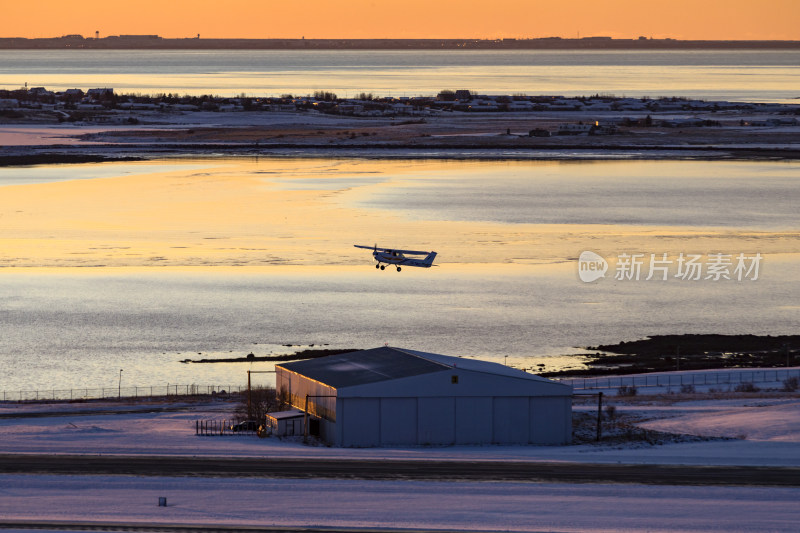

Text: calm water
xmin=0 ymin=158 xmax=798 ymax=393
xmin=2 ymin=265 xmax=797 ymax=393
xmin=1 ymin=49 xmax=798 ymax=102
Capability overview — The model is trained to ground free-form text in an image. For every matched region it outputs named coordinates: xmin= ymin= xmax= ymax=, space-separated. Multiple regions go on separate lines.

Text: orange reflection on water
xmin=0 ymin=158 xmax=797 ymax=271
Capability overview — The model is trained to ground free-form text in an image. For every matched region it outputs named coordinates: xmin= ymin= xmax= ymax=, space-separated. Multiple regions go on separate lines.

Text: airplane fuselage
xmin=374 ymin=251 xmax=434 ymax=268
xmin=355 ymin=244 xmax=437 ymax=271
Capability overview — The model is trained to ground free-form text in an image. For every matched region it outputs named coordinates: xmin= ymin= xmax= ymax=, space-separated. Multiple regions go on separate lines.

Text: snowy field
xmin=1 ymin=374 xmax=799 ymax=532
xmin=2 ymin=395 xmax=800 ymax=465
xmin=2 ymin=475 xmax=799 ymax=533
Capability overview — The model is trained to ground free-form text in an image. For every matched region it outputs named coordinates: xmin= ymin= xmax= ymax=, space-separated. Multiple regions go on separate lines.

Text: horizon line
xmin=3 ymin=35 xmax=800 ymax=42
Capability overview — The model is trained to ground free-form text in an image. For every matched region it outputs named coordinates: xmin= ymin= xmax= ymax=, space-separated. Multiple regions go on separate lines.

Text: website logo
xmin=578 ymin=251 xmax=608 ymax=283
xmin=576 ymin=251 xmax=762 ymax=283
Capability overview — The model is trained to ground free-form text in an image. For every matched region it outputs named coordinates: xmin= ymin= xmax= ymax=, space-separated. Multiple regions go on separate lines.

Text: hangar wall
xmin=336 ymin=395 xmax=571 ymax=447
xmin=276 ymin=367 xmax=337 ymax=421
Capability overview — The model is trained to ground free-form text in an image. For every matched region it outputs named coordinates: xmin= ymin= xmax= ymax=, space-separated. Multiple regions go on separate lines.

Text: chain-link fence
xmin=0 ymin=384 xmax=245 ymax=402
xmin=561 ymin=368 xmax=800 ymax=391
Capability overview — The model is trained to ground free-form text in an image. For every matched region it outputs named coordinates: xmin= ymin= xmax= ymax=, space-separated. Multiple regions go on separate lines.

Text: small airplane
xmin=354 ymin=244 xmax=437 ymax=272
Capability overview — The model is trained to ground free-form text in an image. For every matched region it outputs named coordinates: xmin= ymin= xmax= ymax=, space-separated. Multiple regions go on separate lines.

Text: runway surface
xmin=1 ymin=454 xmax=797 ymax=486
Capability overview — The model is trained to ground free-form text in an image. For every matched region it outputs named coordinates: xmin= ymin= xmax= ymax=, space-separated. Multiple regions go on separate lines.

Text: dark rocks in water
xmin=544 ymin=334 xmax=800 ymax=377
xmin=0 ymin=154 xmax=142 ymax=167
xmin=185 ymin=348 xmax=359 ymax=364
xmin=588 ymin=334 xmax=800 ymax=356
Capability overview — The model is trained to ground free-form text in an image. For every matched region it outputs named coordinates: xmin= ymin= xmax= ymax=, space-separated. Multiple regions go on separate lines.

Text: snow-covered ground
xmin=2 ymin=361 xmax=800 ymax=466
xmin=2 ymin=378 xmax=799 ymax=532
xmin=2 ymin=475 xmax=799 ymax=533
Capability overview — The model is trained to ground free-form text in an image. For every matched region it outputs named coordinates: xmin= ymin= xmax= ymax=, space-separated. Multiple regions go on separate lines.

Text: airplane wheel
xmin=375 ymin=264 xmax=379 ymax=269
xmin=397 ymin=267 xmax=401 ymax=272
xmin=380 ymin=265 xmax=385 ymax=270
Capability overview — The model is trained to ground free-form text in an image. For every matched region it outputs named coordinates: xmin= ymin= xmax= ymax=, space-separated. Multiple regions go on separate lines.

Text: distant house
xmin=0 ymin=99 xmax=19 ymax=109
xmin=29 ymin=87 xmax=53 ymax=96
xmin=337 ymin=102 xmax=365 ymax=115
xmin=558 ymin=123 xmax=593 ymax=135
xmin=62 ymin=89 xmax=84 ymax=102
xmin=87 ymin=88 xmax=114 ymax=99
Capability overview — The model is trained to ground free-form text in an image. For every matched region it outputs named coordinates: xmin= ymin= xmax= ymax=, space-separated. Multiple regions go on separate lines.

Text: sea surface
xmin=0 ymin=158 xmax=798 ymax=394
xmin=1 ymin=49 xmax=798 ymax=102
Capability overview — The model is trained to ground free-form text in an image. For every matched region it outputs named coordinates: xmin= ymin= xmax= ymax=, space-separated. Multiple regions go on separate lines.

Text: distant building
xmin=117 ymin=35 xmax=161 ymax=40
xmin=62 ymin=88 xmax=84 ymax=102
xmin=528 ymin=128 xmax=551 ymax=137
xmin=558 ymin=123 xmax=593 ymax=135
xmin=86 ymin=88 xmax=114 ymax=99
xmin=276 ymin=346 xmax=572 ymax=447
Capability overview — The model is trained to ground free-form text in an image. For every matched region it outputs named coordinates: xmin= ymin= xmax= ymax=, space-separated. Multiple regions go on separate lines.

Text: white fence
xmin=0 ymin=384 xmax=246 ymax=402
xmin=561 ymin=368 xmax=800 ymax=391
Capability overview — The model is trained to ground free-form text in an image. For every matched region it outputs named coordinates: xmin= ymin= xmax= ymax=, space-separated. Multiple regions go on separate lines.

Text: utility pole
xmin=596 ymin=392 xmax=603 ymax=442
xmin=573 ymin=392 xmax=604 ymax=442
xmin=246 ymin=370 xmax=275 ymax=421
xmin=118 ymin=369 xmax=123 ymax=399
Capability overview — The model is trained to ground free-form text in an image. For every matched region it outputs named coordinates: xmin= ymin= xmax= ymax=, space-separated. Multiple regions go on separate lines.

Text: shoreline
xmin=3 ymin=95 xmax=800 ymax=163
xmin=3 ymin=141 xmax=800 ymax=167
xmin=177 ymin=335 xmax=800 ymax=378
xmin=4 ymin=37 xmax=800 ymax=51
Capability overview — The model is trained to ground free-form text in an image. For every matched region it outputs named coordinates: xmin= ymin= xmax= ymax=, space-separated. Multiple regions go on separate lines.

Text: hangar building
xmin=275 ymin=346 xmax=572 ymax=447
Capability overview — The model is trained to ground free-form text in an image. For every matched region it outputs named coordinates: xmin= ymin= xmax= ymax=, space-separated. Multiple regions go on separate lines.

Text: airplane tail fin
xmin=422 ymin=251 xmax=437 ymax=266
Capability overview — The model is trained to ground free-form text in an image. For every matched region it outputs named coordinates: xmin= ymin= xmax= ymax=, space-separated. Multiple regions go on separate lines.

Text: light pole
xmin=118 ymin=369 xmax=123 ymax=399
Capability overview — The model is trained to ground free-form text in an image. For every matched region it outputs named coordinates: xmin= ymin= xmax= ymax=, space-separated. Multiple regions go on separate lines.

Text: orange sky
xmin=2 ymin=0 xmax=798 ymax=40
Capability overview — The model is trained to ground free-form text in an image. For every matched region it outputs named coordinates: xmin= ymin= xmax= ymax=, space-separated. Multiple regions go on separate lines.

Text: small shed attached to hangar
xmin=265 ymin=409 xmax=305 ymax=437
xmin=275 ymin=346 xmax=572 ymax=447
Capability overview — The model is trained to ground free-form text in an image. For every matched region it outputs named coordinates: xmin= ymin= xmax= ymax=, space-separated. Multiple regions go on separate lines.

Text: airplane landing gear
xmin=379 ymin=265 xmax=385 ymax=270
xmin=375 ymin=264 xmax=380 ymax=269
xmin=396 ymin=267 xmax=401 ymax=272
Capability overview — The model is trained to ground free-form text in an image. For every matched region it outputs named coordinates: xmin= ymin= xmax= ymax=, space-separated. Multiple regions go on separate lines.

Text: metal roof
xmin=277 ymin=346 xmax=450 ymax=389
xmin=266 ymin=409 xmax=305 ymax=421
xmin=404 ymin=348 xmax=559 ymax=384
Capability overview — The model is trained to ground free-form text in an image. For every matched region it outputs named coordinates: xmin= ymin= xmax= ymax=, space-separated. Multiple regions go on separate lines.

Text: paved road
xmin=0 ymin=521 xmax=459 ymax=533
xmin=1 ymin=454 xmax=797 ymax=486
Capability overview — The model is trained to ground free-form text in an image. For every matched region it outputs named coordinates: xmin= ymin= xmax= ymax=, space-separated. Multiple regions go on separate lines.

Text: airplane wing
xmin=390 ymin=248 xmax=432 ymax=255
xmin=354 ymin=244 xmax=431 ymax=255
